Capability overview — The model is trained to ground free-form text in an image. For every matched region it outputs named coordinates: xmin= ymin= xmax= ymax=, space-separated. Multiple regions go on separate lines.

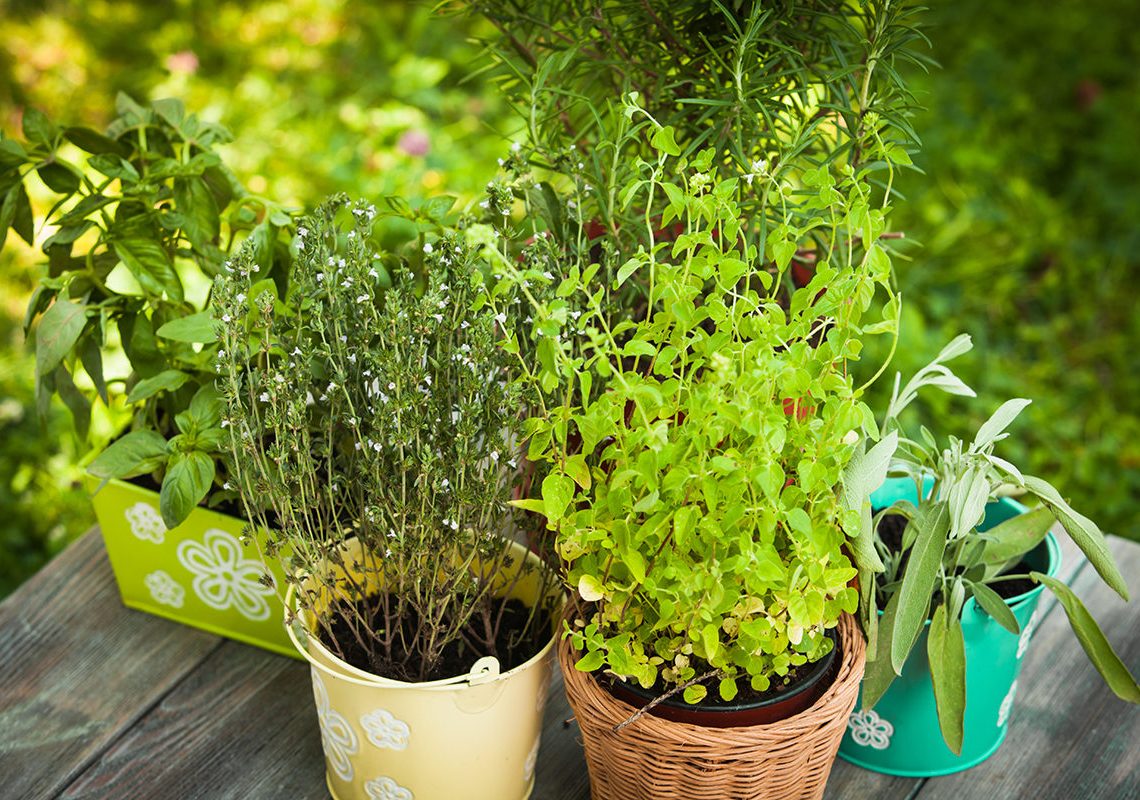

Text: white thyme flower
xmin=511 ymin=142 xmax=521 ymax=153
xmin=494 ymin=312 xmax=507 ymax=325
xmin=259 ymin=392 xmax=270 ymax=402
xmin=317 ymin=272 xmax=325 ymax=282
xmin=292 ymin=347 xmax=302 ymax=356
xmin=357 ymin=294 xmax=369 ymax=303
xmin=423 ymin=241 xmax=434 ymax=254
xmin=297 ymin=226 xmax=308 ymax=237
xmin=221 ymin=314 xmax=232 ymax=323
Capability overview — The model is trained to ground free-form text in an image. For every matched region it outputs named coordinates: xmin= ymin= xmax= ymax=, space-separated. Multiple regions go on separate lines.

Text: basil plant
xmin=3 ymin=95 xmax=295 ymax=527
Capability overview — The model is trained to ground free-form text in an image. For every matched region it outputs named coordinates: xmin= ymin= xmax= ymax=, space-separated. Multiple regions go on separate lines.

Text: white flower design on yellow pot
xmin=361 ymin=708 xmax=410 ymax=751
xmin=997 ymin=680 xmax=1019 ymax=727
xmin=847 ymin=708 xmax=894 ymax=750
xmin=176 ymin=529 xmax=274 ymax=621
xmin=312 ymin=669 xmax=360 ymax=782
xmin=125 ymin=502 xmax=166 ymax=544
xmin=1017 ymin=608 xmax=1040 ymax=658
xmin=144 ymin=570 xmax=185 ymax=608
xmin=364 ymin=776 xmax=414 ymax=800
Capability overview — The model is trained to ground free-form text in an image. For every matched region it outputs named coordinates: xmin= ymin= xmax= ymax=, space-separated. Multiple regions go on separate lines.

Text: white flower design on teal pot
xmin=144 ymin=570 xmax=185 ymax=608
xmin=997 ymin=680 xmax=1019 ymax=727
xmin=125 ymin=502 xmax=166 ymax=544
xmin=847 ymin=708 xmax=894 ymax=750
xmin=176 ymin=529 xmax=274 ymax=621
xmin=364 ymin=776 xmax=414 ymax=800
xmin=361 ymin=708 xmax=411 ymax=751
xmin=1017 ymin=608 xmax=1040 ymax=658
xmin=312 ymin=669 xmax=360 ymax=782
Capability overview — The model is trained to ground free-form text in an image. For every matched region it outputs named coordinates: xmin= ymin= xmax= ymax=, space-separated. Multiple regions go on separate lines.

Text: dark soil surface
xmin=990 ymin=568 xmax=1038 ymax=601
xmin=874 ymin=508 xmax=1039 ymax=604
xmin=322 ymin=595 xmax=552 ymax=683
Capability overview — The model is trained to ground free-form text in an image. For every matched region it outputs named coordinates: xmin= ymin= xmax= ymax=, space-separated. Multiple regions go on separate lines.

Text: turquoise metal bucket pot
xmin=837 ymin=477 xmax=1061 ymax=777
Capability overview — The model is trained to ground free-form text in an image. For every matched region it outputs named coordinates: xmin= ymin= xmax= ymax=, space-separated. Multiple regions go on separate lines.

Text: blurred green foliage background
xmin=0 ymin=0 xmax=1136 ymax=595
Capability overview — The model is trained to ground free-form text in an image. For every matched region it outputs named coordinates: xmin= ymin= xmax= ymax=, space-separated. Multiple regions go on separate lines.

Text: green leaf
xmin=188 ymin=384 xmax=223 ymax=429
xmin=575 ymin=650 xmax=605 ymax=672
xmin=772 ymin=239 xmax=796 ymax=270
xmin=541 ymin=473 xmax=575 ymax=522
xmin=1023 ymin=475 xmax=1128 ymax=600
xmin=682 ymin=684 xmax=707 ymax=704
xmin=152 ymin=97 xmax=186 ymax=131
xmin=54 ymin=364 xmax=90 ymax=441
xmin=509 ymin=498 xmax=546 ymax=515
xmin=862 ymin=592 xmax=901 ymax=707
xmin=978 ymin=506 xmax=1055 ymax=566
xmin=969 ymin=582 xmax=1020 ymax=634
xmin=174 ymin=176 xmax=221 ymax=248
xmin=113 ymin=227 xmax=184 ymax=301
xmin=1031 ymin=573 xmax=1140 ymax=703
xmin=89 ymin=153 xmax=140 ymax=183
xmin=22 ymin=107 xmax=57 ymax=146
xmin=78 ymin=331 xmax=108 ymax=405
xmin=577 ymin=574 xmax=605 ymax=602
xmin=718 ymin=678 xmax=738 ymax=702
xmin=616 ymin=257 xmax=641 ymax=288
xmin=972 ymin=398 xmax=1031 ymax=451
xmin=64 ymin=126 xmax=127 ymax=155
xmin=420 ymin=195 xmax=456 ymax=221
xmin=891 ymin=503 xmax=949 ymax=674
xmin=34 ymin=298 xmax=87 ymax=380
xmin=88 ymin=430 xmax=170 ymax=480
xmin=126 ymin=369 xmax=190 ymax=403
xmin=564 ymin=454 xmax=591 ymax=490
xmin=156 ymin=310 xmax=218 ymax=343
xmin=37 ymin=161 xmax=80 ymax=194
xmin=160 ymin=450 xmax=215 ymax=528
xmin=0 ymin=138 xmax=28 ymax=170
xmin=927 ymin=604 xmax=966 ymax=755
xmin=1 ymin=182 xmax=35 ymax=248
xmin=650 ymin=125 xmax=681 ymax=157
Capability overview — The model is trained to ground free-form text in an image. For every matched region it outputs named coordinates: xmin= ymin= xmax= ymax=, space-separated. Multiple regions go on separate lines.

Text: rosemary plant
xmin=214 ymin=195 xmax=553 ymax=682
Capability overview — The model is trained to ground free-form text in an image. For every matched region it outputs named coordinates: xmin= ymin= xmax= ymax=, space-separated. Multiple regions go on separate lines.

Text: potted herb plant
xmin=839 ymin=335 xmax=1140 ymax=775
xmin=215 ymin=195 xmax=561 ymax=800
xmin=469 ymin=1 xmax=927 ymax=795
xmin=5 ymin=96 xmax=299 ymax=653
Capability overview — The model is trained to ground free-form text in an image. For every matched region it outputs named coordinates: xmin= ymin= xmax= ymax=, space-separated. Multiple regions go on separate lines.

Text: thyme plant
xmin=215 ymin=195 xmax=553 ymax=682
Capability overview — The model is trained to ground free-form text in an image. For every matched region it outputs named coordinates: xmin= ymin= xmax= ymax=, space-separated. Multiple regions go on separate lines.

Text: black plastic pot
xmin=605 ymin=628 xmax=841 ymax=728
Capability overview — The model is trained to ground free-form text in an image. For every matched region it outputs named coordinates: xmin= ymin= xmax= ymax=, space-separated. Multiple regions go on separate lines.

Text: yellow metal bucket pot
xmin=286 ymin=538 xmax=560 ymax=800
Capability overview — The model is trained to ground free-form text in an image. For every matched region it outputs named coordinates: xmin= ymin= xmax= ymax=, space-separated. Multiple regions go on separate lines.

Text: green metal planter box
xmin=88 ymin=477 xmax=298 ymax=659
xmin=837 ymin=477 xmax=1061 ymax=776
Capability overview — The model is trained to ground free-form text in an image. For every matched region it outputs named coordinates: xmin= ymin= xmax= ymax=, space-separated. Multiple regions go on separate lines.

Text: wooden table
xmin=2 ymin=529 xmax=1138 ymax=799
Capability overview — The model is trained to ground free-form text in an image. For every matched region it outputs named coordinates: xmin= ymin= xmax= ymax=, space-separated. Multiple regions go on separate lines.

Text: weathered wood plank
xmin=915 ymin=537 xmax=1140 ymax=800
xmin=58 ymin=641 xmax=325 ymax=800
xmin=0 ymin=530 xmax=221 ymax=800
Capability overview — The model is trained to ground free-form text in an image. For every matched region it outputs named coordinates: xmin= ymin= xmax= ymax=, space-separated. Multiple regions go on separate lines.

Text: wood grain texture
xmin=59 ymin=640 xmax=325 ymax=800
xmin=915 ymin=538 xmax=1140 ymax=800
xmin=0 ymin=530 xmax=220 ymax=800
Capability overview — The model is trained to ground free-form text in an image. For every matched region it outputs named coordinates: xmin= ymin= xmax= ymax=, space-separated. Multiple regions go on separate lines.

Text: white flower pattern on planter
xmin=311 ymin=669 xmax=360 ymax=782
xmin=144 ymin=570 xmax=185 ymax=608
xmin=125 ymin=502 xmax=166 ymax=543
xmin=1017 ymin=608 xmax=1040 ymax=658
xmin=361 ymin=708 xmax=410 ymax=751
xmin=364 ymin=776 xmax=414 ymax=800
xmin=847 ymin=708 xmax=894 ymax=750
xmin=997 ymin=680 xmax=1018 ymax=727
xmin=524 ymin=734 xmax=541 ymax=783
xmin=176 ymin=529 xmax=274 ymax=621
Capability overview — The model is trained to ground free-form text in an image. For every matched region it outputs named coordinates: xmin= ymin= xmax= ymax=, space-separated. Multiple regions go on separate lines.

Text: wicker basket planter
xmin=559 ymin=612 xmax=866 ymax=800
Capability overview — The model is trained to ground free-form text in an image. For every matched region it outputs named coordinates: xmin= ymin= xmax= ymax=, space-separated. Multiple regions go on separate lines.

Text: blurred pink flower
xmin=398 ymin=129 xmax=430 ymax=157
xmin=166 ymin=51 xmax=199 ymax=75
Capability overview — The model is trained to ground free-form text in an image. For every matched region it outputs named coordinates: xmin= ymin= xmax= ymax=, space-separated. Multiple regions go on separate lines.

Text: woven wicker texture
xmin=559 ymin=612 xmax=866 ymax=800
